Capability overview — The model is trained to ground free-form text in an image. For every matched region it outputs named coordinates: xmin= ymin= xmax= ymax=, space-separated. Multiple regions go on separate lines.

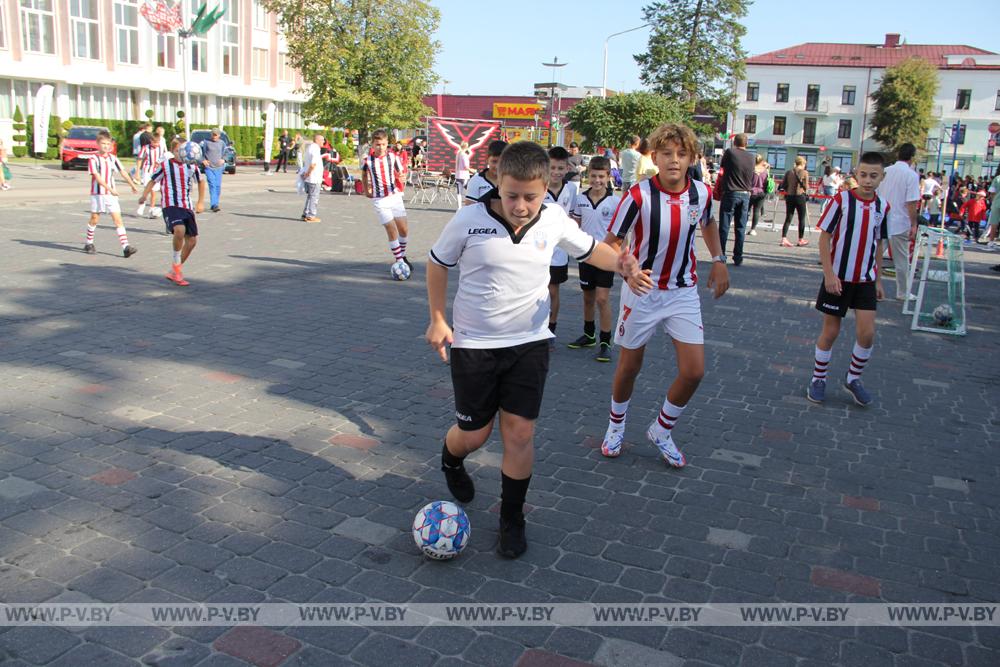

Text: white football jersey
xmin=545 ymin=182 xmax=579 ymax=266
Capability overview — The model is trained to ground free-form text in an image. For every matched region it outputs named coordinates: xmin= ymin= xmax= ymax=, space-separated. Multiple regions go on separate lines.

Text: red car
xmin=61 ymin=126 xmax=116 ymax=170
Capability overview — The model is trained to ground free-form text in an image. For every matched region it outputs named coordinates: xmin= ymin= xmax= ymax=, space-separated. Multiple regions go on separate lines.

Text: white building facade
xmin=0 ymin=0 xmax=306 ymax=145
xmin=730 ymin=34 xmax=1000 ymax=180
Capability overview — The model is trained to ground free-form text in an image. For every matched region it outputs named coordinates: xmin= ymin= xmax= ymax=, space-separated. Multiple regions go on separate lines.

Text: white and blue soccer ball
xmin=932 ymin=304 xmax=954 ymax=326
xmin=178 ymin=141 xmax=203 ymax=165
xmin=390 ymin=259 xmax=411 ymax=281
xmin=412 ymin=501 xmax=470 ymax=560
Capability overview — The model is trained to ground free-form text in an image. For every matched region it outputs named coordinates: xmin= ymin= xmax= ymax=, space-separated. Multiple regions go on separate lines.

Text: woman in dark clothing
xmin=780 ymin=156 xmax=810 ymax=247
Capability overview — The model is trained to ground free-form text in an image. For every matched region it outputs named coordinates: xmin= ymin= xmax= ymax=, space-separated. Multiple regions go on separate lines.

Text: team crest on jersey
xmin=602 ymin=207 xmax=613 ymax=219
xmin=532 ymin=230 xmax=548 ymax=251
xmin=688 ymin=205 xmax=702 ymax=225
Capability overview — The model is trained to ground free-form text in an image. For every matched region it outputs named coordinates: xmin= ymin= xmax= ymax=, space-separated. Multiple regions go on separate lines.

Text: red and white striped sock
xmin=398 ymin=235 xmax=408 ymax=257
xmin=116 ymin=226 xmax=129 ymax=249
xmin=813 ymin=345 xmax=832 ymax=383
xmin=608 ymin=398 xmax=629 ymax=430
xmin=651 ymin=398 xmax=686 ymax=439
xmin=846 ymin=343 xmax=872 ymax=383
xmin=85 ymin=224 xmax=96 ymax=244
xmin=389 ymin=239 xmax=404 ymax=261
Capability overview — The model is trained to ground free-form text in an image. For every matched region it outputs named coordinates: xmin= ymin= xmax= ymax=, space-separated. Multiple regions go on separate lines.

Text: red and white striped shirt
xmin=138 ymin=143 xmax=166 ymax=172
xmin=150 ymin=160 xmax=203 ymax=209
xmin=362 ymin=152 xmax=404 ymax=198
xmin=608 ymin=178 xmax=712 ymax=290
xmin=88 ymin=154 xmax=126 ymax=195
xmin=816 ymin=190 xmax=890 ymax=283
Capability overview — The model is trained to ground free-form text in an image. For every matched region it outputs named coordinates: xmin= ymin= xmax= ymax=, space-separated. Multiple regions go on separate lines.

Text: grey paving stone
xmin=705 ymin=527 xmax=752 ymax=551
xmin=332 ymin=516 xmax=398 ymax=545
xmin=0 ymin=476 xmax=46 ymax=500
xmin=593 ymin=637 xmax=684 ymax=667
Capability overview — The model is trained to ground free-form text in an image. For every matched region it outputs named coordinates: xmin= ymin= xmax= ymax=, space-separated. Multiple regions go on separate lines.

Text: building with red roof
xmin=732 ymin=34 xmax=1000 ymax=180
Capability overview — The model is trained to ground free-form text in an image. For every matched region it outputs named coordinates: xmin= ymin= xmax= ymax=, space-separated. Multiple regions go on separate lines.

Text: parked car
xmin=61 ymin=126 xmax=115 ymax=170
xmin=189 ymin=129 xmax=237 ymax=174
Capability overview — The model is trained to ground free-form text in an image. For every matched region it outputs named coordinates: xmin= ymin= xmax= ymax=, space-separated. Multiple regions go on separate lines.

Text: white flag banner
xmin=263 ymin=101 xmax=276 ymax=168
xmin=33 ymin=84 xmax=55 ymax=155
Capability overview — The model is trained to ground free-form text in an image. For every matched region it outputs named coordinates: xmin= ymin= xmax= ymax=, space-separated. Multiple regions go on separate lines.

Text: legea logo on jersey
xmin=468 ymin=228 xmax=498 ymax=235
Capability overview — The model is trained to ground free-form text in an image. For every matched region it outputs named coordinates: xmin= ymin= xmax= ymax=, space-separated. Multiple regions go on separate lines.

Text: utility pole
xmin=541 ymin=57 xmax=567 ymax=148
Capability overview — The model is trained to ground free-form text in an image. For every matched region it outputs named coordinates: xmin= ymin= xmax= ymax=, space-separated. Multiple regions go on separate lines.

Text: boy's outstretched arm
xmin=195 ymin=180 xmax=206 ymax=214
xmin=425 ymin=262 xmax=453 ymax=363
xmin=819 ymin=230 xmax=841 ymax=296
xmin=701 ymin=218 xmax=730 ymax=298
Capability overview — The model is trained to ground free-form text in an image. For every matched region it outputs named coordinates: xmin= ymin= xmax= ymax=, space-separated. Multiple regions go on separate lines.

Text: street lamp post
xmin=602 ymin=24 xmax=649 ymax=98
xmin=541 ymin=57 xmax=567 ymax=147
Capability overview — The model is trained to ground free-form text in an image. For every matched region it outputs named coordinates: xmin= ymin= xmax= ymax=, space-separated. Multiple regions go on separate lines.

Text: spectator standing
xmin=717 ymin=133 xmax=755 ymax=266
xmin=821 ymin=166 xmax=838 ymax=197
xmin=780 ymin=156 xmax=811 ymax=247
xmin=566 ymin=142 xmax=585 ymax=183
xmin=300 ymin=133 xmax=324 ymax=223
xmin=748 ymin=155 xmax=769 ymax=236
xmin=634 ymin=138 xmax=657 ymax=183
xmin=276 ymin=130 xmax=292 ymax=173
xmin=455 ymin=141 xmax=471 ymax=210
xmin=619 ymin=135 xmax=641 ymax=192
xmin=199 ymin=128 xmax=227 ymax=213
xmin=294 ymin=133 xmax=304 ymax=170
xmin=876 ymin=142 xmax=920 ymax=300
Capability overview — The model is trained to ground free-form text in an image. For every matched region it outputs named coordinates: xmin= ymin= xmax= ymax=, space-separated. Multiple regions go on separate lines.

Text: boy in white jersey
xmin=808 ymin=152 xmax=888 ymax=407
xmin=136 ymin=133 xmax=165 ymax=218
xmin=426 ymin=141 xmax=650 ymax=558
xmin=84 ymin=130 xmax=140 ymax=258
xmin=569 ymin=156 xmax=621 ymax=362
xmin=140 ymin=137 xmax=206 ymax=287
xmin=463 ymin=140 xmax=507 ymax=205
xmin=545 ymin=146 xmax=578 ymax=341
xmin=362 ymin=130 xmax=411 ymax=268
xmin=601 ymin=123 xmax=730 ymax=468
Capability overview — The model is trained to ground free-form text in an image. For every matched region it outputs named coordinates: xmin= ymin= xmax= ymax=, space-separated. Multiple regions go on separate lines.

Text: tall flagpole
xmin=180 ymin=1 xmax=191 ymax=133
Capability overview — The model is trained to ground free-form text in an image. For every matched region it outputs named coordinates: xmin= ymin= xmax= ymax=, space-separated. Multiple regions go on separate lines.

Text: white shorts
xmin=140 ymin=170 xmax=160 ymax=192
xmin=90 ymin=195 xmax=121 ymax=215
xmin=615 ymin=284 xmax=704 ymax=348
xmin=372 ymin=193 xmax=407 ymax=225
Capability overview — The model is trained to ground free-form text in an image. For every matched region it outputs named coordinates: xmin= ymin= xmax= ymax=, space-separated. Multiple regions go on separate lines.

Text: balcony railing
xmin=793 ymin=99 xmax=829 ymax=114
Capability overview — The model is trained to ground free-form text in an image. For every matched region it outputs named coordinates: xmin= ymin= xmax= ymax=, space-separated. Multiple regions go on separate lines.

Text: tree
xmin=869 ymin=57 xmax=939 ymax=152
xmin=264 ymin=0 xmax=439 ymax=143
xmin=634 ymin=0 xmax=748 ymax=118
xmin=12 ymin=106 xmax=27 ymax=158
xmin=566 ymin=93 xmax=688 ymax=150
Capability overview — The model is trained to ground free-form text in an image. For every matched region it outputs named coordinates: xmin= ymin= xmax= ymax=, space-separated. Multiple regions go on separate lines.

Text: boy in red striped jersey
xmin=139 ymin=137 xmax=206 ymax=287
xmin=600 ymin=123 xmax=729 ymax=467
xmin=808 ymin=152 xmax=888 ymax=407
xmin=136 ymin=133 xmax=166 ymax=218
xmin=84 ymin=130 xmax=139 ymax=258
xmin=362 ymin=130 xmax=411 ymax=268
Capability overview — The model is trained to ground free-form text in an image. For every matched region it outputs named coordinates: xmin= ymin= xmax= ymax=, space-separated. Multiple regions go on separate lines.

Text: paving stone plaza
xmin=0 ymin=165 xmax=998 ymax=666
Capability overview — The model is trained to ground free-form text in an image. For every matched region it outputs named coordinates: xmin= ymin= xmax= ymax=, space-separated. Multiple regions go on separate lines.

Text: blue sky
xmin=429 ymin=0 xmax=998 ymax=96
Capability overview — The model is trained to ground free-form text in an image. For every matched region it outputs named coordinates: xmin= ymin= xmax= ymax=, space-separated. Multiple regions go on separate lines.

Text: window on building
xmin=806 ymin=85 xmax=820 ymax=112
xmin=190 ymin=35 xmax=207 ymax=71
xmin=221 ymin=0 xmax=239 ymax=75
xmin=838 ymin=119 xmax=852 ymax=139
xmin=776 ymin=83 xmax=789 ymax=103
xmin=773 ymin=116 xmax=786 ymax=136
xmin=803 ymin=153 xmax=817 ymax=172
xmin=955 ymin=124 xmax=967 ymax=144
xmin=746 ymin=82 xmax=759 ymax=102
xmin=831 ymin=154 xmax=852 ymax=173
xmin=252 ymin=0 xmax=267 ymax=29
xmin=766 ymin=147 xmax=786 ymax=170
xmin=278 ymin=52 xmax=294 ymax=82
xmin=803 ymin=118 xmax=817 ymax=144
xmin=955 ymin=89 xmax=971 ymax=110
xmin=114 ymin=0 xmax=139 ymax=64
xmin=70 ymin=0 xmax=100 ymax=60
xmin=841 ymin=85 xmax=856 ymax=105
xmin=252 ymin=48 xmax=268 ymax=79
xmin=996 ymin=89 xmax=1000 ymax=111
xmin=743 ymin=114 xmax=757 ymax=134
xmin=20 ymin=0 xmax=56 ymax=54
xmin=0 ymin=4 xmax=7 ymax=49
xmin=156 ymin=33 xmax=176 ymax=68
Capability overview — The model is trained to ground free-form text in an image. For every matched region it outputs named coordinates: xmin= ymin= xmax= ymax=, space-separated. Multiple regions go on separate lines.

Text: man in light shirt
xmin=300 ymin=133 xmax=325 ymax=223
xmin=618 ymin=135 xmax=641 ymax=193
xmin=876 ymin=143 xmax=920 ymax=301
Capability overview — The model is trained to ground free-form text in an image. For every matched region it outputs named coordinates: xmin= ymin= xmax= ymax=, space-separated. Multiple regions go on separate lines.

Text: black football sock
xmin=599 ymin=330 xmax=612 ymax=345
xmin=441 ymin=441 xmax=466 ymax=469
xmin=500 ymin=472 xmax=531 ymax=519
xmin=583 ymin=320 xmax=595 ymax=337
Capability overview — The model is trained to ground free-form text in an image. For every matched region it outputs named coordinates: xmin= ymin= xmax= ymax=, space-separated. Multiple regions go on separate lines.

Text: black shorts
xmin=578 ymin=262 xmax=615 ymax=291
xmin=450 ymin=340 xmax=550 ymax=430
xmin=163 ymin=207 xmax=198 ymax=237
xmin=815 ymin=280 xmax=877 ymax=318
xmin=549 ymin=264 xmax=568 ymax=285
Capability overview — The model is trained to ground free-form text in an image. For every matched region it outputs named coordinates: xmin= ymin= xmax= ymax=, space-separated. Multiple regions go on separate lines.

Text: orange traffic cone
xmin=934 ymin=238 xmax=945 ymax=258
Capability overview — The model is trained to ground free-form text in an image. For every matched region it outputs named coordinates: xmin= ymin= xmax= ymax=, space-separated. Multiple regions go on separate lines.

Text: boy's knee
xmin=680 ymin=365 xmax=704 ymax=385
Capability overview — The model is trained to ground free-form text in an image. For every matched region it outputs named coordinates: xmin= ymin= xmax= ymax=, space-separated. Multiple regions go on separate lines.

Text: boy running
xmin=136 ymin=133 xmax=166 ymax=218
xmin=84 ymin=131 xmax=140 ymax=257
xmin=362 ymin=130 xmax=411 ymax=268
xmin=463 ymin=140 xmax=508 ymax=204
xmin=426 ymin=141 xmax=650 ymax=558
xmin=568 ymin=156 xmax=621 ymax=362
xmin=600 ymin=123 xmax=730 ymax=467
xmin=545 ymin=146 xmax=578 ymax=339
xmin=140 ymin=137 xmax=206 ymax=287
xmin=808 ymin=152 xmax=889 ymax=407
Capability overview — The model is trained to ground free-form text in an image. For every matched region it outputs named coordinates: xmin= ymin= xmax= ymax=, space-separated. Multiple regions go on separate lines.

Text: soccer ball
xmin=932 ymin=304 xmax=954 ymax=326
xmin=390 ymin=259 xmax=411 ymax=281
xmin=178 ymin=141 xmax=203 ymax=165
xmin=412 ymin=501 xmax=470 ymax=560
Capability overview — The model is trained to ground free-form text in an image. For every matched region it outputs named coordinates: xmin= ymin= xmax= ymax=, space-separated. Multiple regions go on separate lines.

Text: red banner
xmin=424 ymin=117 xmax=503 ymax=172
